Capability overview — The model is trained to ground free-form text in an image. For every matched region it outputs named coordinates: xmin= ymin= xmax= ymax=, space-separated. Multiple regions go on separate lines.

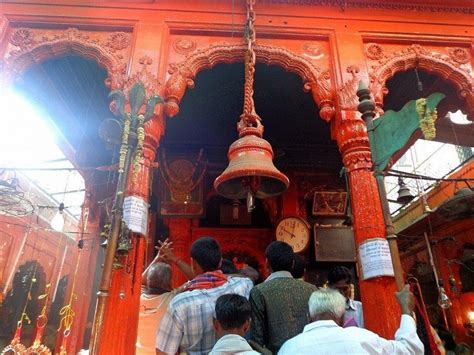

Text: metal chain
xmin=243 ymin=0 xmax=257 ymax=116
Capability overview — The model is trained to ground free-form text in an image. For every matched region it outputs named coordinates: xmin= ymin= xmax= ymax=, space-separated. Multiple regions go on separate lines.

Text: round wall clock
xmin=275 ymin=216 xmax=311 ymax=254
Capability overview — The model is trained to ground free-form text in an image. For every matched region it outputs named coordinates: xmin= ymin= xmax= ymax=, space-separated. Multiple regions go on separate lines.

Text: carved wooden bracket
xmin=164 ymin=43 xmax=336 ymax=122
xmin=2 ymin=27 xmax=131 ymax=90
xmin=338 ymin=65 xmax=360 ymax=110
xmin=366 ymin=43 xmax=474 ymax=118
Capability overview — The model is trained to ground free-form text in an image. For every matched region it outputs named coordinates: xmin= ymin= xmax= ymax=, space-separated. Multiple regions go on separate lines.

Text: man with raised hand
xmin=155 ymin=237 xmax=253 ymax=355
xmin=278 ymin=285 xmax=424 ymax=355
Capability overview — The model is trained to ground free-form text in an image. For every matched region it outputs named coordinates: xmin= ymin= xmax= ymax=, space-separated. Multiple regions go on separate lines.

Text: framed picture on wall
xmin=312 ymin=191 xmax=347 ymax=217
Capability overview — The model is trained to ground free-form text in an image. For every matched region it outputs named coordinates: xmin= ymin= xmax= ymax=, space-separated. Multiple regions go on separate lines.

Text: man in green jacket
xmin=249 ymin=241 xmax=317 ymax=353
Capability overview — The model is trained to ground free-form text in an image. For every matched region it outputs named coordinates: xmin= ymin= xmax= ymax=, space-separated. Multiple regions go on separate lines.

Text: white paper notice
xmin=359 ymin=238 xmax=394 ymax=280
xmin=123 ymin=196 xmax=148 ymax=235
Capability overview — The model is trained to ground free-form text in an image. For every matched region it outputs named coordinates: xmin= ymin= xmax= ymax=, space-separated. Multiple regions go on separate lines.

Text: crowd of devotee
xmin=135 ymin=236 xmax=451 ymax=355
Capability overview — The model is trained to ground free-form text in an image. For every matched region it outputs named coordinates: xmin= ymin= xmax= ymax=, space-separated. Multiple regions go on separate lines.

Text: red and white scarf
xmin=184 ymin=270 xmax=228 ymax=291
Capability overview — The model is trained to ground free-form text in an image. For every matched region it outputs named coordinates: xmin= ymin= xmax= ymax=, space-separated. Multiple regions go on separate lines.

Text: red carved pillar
xmin=94 ymin=115 xmax=163 ymax=354
xmin=336 ymin=110 xmax=400 ymax=338
xmin=165 ymin=218 xmax=192 ymax=289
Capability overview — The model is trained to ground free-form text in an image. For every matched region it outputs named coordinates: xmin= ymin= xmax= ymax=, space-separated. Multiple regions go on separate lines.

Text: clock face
xmin=275 ymin=217 xmax=311 ymax=254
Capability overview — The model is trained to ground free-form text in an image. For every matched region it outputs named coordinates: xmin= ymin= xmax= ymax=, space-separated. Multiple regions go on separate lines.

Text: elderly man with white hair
xmin=278 ymin=285 xmax=424 ymax=355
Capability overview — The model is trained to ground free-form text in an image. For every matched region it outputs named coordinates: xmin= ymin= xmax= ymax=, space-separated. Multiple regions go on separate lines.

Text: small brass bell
xmin=396 ymin=177 xmax=415 ymax=205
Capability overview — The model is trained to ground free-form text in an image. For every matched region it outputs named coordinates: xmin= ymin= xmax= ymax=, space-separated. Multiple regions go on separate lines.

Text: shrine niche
xmin=222 ymin=251 xmax=261 ymax=279
xmin=192 ymin=227 xmax=272 ymax=277
xmin=159 ymin=149 xmax=207 ymax=217
xmin=1 ymin=26 xmax=132 ymax=89
xmin=364 ymin=42 xmax=473 ymax=118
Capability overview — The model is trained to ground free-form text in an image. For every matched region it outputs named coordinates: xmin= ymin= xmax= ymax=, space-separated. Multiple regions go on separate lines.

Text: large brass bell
xmin=214 ymin=115 xmax=289 ymax=201
xmin=215 ymin=1 xmax=289 ymax=204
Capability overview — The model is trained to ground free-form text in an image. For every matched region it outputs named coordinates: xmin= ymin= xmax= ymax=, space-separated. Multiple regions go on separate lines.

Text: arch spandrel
xmin=365 ymin=42 xmax=474 ymax=119
xmin=163 ymin=42 xmax=336 ymax=123
xmin=1 ymin=27 xmax=132 ymax=90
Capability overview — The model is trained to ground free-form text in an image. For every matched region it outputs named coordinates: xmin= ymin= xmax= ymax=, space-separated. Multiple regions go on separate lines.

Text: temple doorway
xmin=152 ymin=61 xmax=349 ymax=286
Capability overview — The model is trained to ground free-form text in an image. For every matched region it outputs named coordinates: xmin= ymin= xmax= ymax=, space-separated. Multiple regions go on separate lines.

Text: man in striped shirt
xmin=155 ymin=237 xmax=253 ymax=355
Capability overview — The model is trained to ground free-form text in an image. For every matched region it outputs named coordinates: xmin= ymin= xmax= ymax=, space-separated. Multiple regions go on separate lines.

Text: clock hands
xmin=280 ymin=227 xmax=296 ymax=239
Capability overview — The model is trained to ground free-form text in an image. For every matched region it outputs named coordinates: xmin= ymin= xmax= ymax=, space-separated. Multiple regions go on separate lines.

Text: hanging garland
xmin=57 ymin=243 xmax=83 ymax=354
xmin=416 ymin=97 xmax=437 ymax=140
xmin=25 ymin=234 xmax=64 ymax=355
xmin=133 ymin=114 xmax=145 ymax=181
xmin=118 ymin=113 xmax=131 ymax=174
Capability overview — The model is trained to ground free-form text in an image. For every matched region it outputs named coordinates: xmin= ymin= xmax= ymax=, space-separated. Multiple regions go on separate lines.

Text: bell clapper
xmin=246 ymin=191 xmax=255 ymax=213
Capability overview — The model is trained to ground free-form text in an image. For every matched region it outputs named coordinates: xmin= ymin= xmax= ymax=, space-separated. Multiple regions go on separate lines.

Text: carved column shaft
xmin=336 ymin=110 xmax=400 ymax=338
xmin=95 ymin=115 xmax=162 ymax=354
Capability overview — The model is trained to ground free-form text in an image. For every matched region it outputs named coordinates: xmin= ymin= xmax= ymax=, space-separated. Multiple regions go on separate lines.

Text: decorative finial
xmin=356 ymin=80 xmax=376 ymax=122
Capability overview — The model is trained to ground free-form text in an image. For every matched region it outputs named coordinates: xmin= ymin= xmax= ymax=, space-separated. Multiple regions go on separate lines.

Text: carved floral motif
xmin=302 ymin=42 xmax=323 ymax=60
xmin=105 ymin=32 xmax=130 ymax=52
xmin=4 ymin=27 xmax=131 ymax=90
xmin=365 ymin=43 xmax=384 ymax=60
xmin=10 ymin=28 xmax=35 ymax=48
xmin=172 ymin=38 xmax=197 ymax=55
xmin=164 ymin=43 xmax=335 ymax=121
xmin=448 ymin=47 xmax=470 ymax=65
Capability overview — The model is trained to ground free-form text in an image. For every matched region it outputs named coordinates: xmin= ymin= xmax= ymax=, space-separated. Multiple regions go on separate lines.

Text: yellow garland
xmin=119 ymin=113 xmax=131 ymax=173
xmin=416 ymin=98 xmax=437 ymax=140
xmin=57 ymin=241 xmax=82 ymax=354
xmin=133 ymin=114 xmax=145 ymax=182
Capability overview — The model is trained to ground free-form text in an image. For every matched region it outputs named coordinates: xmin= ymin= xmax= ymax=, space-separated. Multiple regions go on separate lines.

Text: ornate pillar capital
xmin=336 ymin=110 xmax=372 ymax=172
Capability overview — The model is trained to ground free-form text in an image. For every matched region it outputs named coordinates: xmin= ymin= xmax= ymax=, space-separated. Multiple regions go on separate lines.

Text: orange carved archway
xmin=366 ymin=43 xmax=474 ymax=118
xmin=163 ymin=43 xmax=336 ymax=123
xmin=1 ymin=27 xmax=131 ymax=89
